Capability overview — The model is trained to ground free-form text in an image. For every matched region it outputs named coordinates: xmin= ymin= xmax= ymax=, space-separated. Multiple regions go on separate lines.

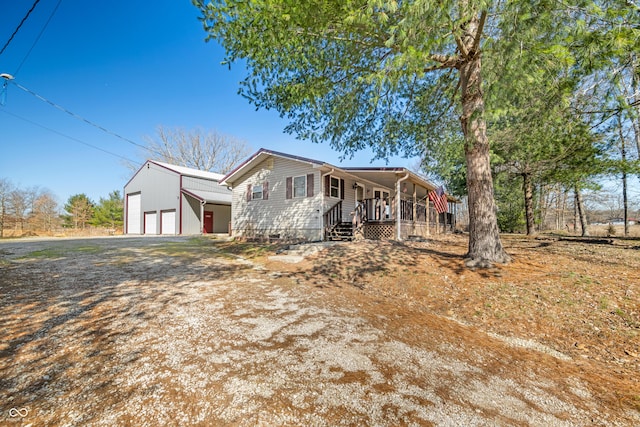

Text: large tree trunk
xmin=522 ymin=172 xmax=536 ymax=235
xmin=459 ymin=15 xmax=510 ymax=267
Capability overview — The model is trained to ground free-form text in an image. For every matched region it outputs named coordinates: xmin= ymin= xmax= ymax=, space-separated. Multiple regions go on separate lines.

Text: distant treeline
xmin=0 ymin=178 xmax=123 ymax=237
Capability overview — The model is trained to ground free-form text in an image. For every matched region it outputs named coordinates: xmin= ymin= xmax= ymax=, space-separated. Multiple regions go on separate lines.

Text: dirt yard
xmin=1 ymin=234 xmax=639 ymax=426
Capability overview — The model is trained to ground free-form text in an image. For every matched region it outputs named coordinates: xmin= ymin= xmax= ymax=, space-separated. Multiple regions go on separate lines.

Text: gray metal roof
xmin=182 ymin=188 xmax=232 ymax=204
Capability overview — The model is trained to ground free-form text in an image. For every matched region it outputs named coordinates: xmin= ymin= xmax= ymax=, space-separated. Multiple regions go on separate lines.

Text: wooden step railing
xmin=324 ymin=201 xmax=343 ymax=240
xmin=324 ymin=201 xmax=342 ymax=228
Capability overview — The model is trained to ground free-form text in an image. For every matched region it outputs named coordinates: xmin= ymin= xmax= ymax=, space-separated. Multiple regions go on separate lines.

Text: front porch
xmin=324 ymin=197 xmax=456 ymax=241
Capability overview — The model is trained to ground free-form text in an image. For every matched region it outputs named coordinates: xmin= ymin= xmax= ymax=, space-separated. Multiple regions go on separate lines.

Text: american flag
xmin=428 ymin=186 xmax=448 ymax=214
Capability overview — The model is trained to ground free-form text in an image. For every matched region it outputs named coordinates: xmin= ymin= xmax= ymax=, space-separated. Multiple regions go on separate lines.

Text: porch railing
xmin=324 ymin=201 xmax=342 ymax=228
xmin=400 ymin=199 xmax=428 ymax=222
xmin=361 ymin=198 xmax=391 ymax=222
xmin=360 ymin=198 xmax=429 ymax=223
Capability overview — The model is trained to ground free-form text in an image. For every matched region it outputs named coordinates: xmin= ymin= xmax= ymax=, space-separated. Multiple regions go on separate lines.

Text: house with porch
xmin=219 ymin=148 xmax=456 ymax=241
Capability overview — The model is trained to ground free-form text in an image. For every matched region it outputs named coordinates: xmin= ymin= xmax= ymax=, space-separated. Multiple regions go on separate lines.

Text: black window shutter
xmin=263 ymin=181 xmax=269 ymax=200
xmin=306 ymin=174 xmax=314 ymax=197
xmin=246 ymin=184 xmax=252 ymax=202
xmin=340 ymin=179 xmax=345 ymax=200
xmin=324 ymin=175 xmax=330 ymax=197
xmin=286 ymin=177 xmax=292 ymax=199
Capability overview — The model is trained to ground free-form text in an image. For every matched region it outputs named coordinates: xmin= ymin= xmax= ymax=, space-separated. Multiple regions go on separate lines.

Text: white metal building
xmin=124 ymin=160 xmax=231 ymax=235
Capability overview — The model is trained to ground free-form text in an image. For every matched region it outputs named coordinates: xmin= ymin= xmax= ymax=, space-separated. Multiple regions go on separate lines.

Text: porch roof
xmin=181 ymin=188 xmax=232 ymax=205
xmin=345 ymin=168 xmax=459 ymax=202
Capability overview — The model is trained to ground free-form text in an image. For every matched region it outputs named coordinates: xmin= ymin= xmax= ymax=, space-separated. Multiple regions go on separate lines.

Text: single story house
xmin=124 ymin=160 xmax=231 ymax=235
xmin=219 ymin=148 xmax=457 ymax=242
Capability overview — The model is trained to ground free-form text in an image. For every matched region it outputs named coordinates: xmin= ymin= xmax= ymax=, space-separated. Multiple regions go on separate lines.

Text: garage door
xmin=161 ymin=210 xmax=176 ymax=235
xmin=127 ymin=193 xmax=141 ymax=234
xmin=144 ymin=212 xmax=157 ymax=234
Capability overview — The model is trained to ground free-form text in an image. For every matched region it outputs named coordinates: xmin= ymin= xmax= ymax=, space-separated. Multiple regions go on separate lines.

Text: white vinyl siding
xmin=231 ymin=156 xmax=322 ymax=240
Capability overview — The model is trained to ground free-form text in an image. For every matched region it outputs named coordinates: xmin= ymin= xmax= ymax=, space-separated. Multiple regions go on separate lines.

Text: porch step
xmin=327 ymin=222 xmax=354 ymax=241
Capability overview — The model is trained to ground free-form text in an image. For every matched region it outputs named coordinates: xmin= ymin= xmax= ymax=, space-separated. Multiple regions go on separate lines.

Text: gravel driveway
xmin=1 ymin=236 xmax=638 ymax=426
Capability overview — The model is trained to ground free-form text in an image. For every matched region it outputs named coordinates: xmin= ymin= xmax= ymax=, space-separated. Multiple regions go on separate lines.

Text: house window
xmin=324 ymin=175 xmax=344 ymax=199
xmin=330 ymin=177 xmax=341 ymax=198
xmin=286 ymin=174 xmax=313 ymax=199
xmin=293 ymin=176 xmax=306 ymax=198
xmin=252 ymin=184 xmax=263 ymax=200
xmin=247 ymin=182 xmax=268 ymax=201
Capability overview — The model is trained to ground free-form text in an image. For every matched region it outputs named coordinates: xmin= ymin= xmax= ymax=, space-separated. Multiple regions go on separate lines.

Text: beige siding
xmin=232 ymin=157 xmax=323 ymax=241
xmin=230 ymin=154 xmax=400 ymax=240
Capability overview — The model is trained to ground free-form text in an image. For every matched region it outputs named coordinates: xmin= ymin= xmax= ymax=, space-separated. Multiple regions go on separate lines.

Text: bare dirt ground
xmin=1 ymin=234 xmax=639 ymax=426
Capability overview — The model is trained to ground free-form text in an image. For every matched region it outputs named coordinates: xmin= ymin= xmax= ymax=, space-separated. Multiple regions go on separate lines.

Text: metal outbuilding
xmin=124 ymin=160 xmax=231 ymax=235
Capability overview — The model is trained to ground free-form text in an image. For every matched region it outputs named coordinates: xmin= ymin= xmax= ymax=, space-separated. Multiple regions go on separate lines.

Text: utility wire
xmin=1 ymin=78 xmax=197 ymax=180
xmin=8 ymin=79 xmax=163 ymax=157
xmin=0 ymin=0 xmax=43 ymax=58
xmin=14 ymin=0 xmax=64 ymax=75
xmin=0 ymin=108 xmax=141 ymax=165
xmin=1 ymin=107 xmax=209 ymax=184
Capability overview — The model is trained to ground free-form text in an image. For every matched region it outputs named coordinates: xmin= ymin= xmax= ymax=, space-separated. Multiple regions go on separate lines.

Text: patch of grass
xmin=141 ymin=238 xmax=226 ymax=259
xmin=209 ymin=239 xmax=280 ymax=259
xmin=613 ymin=308 xmax=639 ymax=328
xmin=599 ymin=296 xmax=610 ymax=310
xmin=19 ymin=245 xmax=103 ymax=259
xmin=75 ymin=245 xmax=103 ymax=253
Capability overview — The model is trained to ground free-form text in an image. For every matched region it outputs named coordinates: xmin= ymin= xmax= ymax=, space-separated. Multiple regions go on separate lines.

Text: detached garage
xmin=124 ymin=160 xmax=231 ymax=235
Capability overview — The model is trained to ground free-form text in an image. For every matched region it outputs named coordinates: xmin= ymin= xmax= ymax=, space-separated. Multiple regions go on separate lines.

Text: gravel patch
xmin=1 ymin=236 xmax=638 ymax=426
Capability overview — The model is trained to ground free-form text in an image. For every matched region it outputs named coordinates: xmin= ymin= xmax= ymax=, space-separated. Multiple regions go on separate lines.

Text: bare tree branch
xmin=141 ymin=126 xmax=252 ymax=174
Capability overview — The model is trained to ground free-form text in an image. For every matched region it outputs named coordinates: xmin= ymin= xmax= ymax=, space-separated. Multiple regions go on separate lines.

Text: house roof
xmin=220 ymin=148 xmax=457 ymax=202
xmin=219 ymin=148 xmax=325 ymax=185
xmin=150 ymin=160 xmax=225 ymax=181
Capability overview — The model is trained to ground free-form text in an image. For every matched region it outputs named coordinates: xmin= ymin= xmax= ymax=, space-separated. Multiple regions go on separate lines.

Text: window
xmin=330 ymin=177 xmax=341 ymax=198
xmin=324 ymin=175 xmax=344 ymax=199
xmin=252 ymin=184 xmax=263 ymax=200
xmin=286 ymin=174 xmax=313 ymax=199
xmin=247 ymin=182 xmax=268 ymax=201
xmin=293 ymin=176 xmax=306 ymax=198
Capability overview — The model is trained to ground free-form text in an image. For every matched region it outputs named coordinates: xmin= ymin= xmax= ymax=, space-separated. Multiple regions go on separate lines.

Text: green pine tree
xmin=90 ymin=191 xmax=124 ymax=229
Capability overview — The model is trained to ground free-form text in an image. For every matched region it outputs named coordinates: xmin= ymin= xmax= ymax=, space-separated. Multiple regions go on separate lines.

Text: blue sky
xmin=0 ymin=0 xmax=417 ymax=205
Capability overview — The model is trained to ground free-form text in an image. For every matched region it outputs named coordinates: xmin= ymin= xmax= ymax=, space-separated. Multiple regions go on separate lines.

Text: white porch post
xmin=412 ymin=183 xmax=417 ymax=235
xmin=200 ymin=201 xmax=205 ymax=234
xmin=396 ymin=173 xmax=409 ymax=240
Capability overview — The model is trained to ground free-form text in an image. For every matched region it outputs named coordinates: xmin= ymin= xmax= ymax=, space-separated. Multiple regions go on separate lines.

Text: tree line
xmin=0 ymin=178 xmax=123 ymax=238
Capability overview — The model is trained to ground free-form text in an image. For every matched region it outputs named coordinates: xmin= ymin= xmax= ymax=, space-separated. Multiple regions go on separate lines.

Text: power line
xmin=0 ymin=0 xmax=43 ymax=58
xmin=1 ymin=107 xmax=203 ymax=184
xmin=0 ymin=108 xmax=141 ymax=165
xmin=0 ymin=77 xmax=198 ymax=180
xmin=7 ymin=78 xmax=163 ymax=157
xmin=14 ymin=0 xmax=64 ymax=76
